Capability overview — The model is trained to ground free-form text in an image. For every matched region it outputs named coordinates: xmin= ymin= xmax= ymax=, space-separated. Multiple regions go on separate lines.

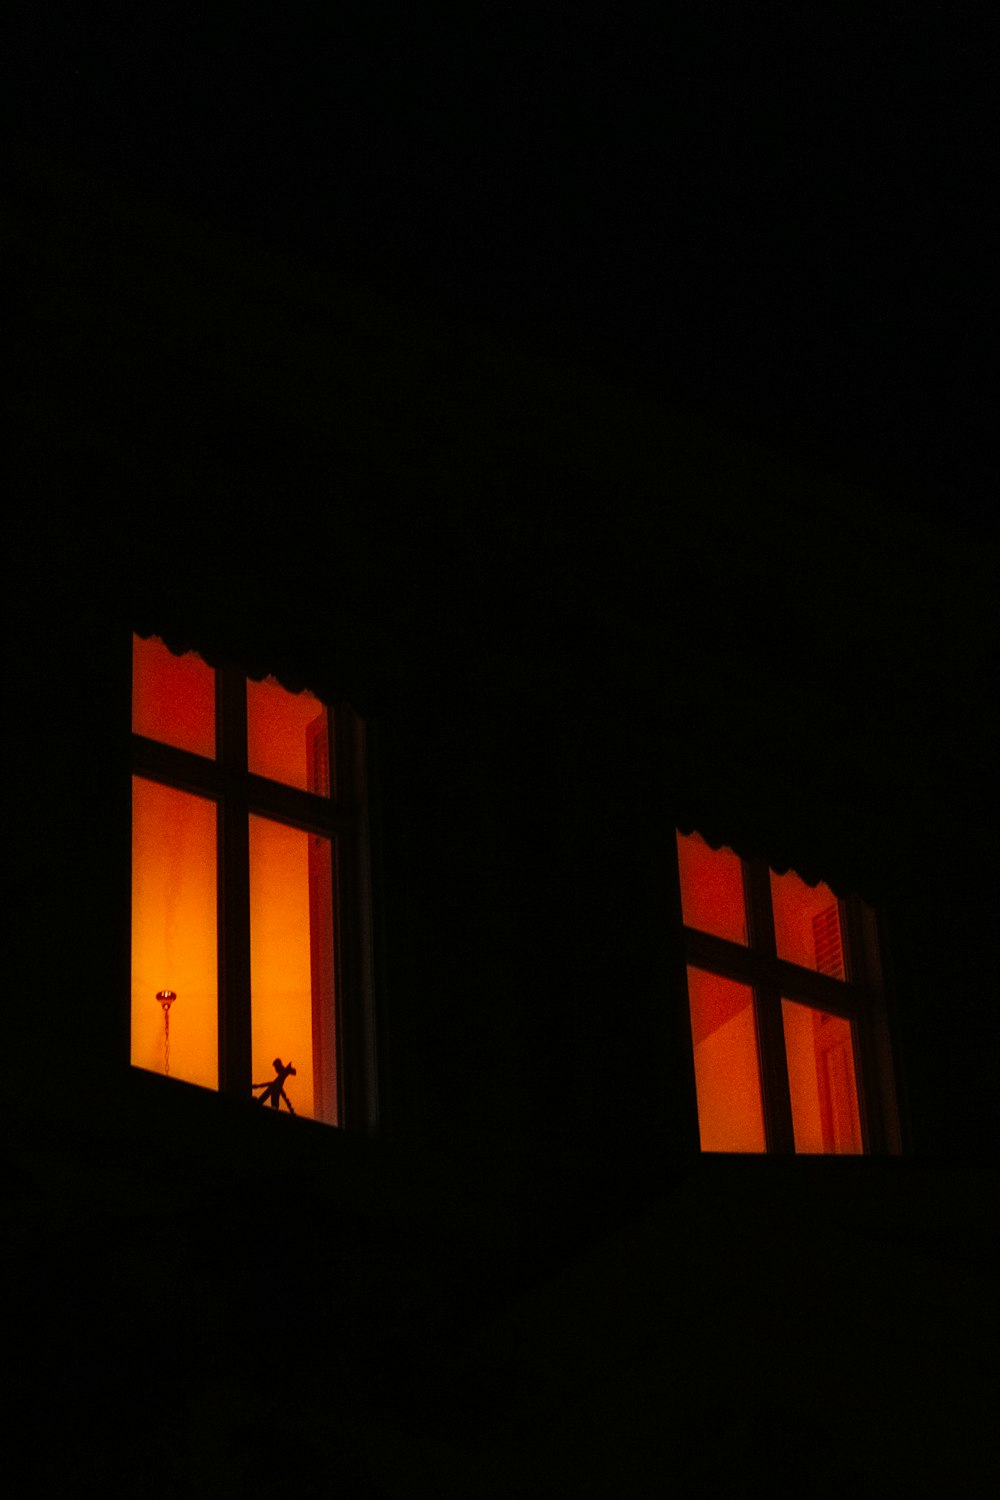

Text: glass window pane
xmin=247 ymin=677 xmax=330 ymax=795
xmin=676 ymin=831 xmax=747 ymax=944
xmin=132 ymin=634 xmax=216 ymax=759
xmin=686 ymin=967 xmax=765 ymax=1152
xmin=770 ymin=868 xmax=845 ymax=976
xmin=782 ymin=1000 xmax=862 ymax=1154
xmin=131 ymin=777 xmax=218 ymax=1089
xmin=249 ymin=815 xmax=337 ymax=1124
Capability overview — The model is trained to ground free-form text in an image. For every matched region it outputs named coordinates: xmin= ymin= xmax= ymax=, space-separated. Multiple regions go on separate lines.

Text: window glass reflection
xmin=687 ymin=966 xmax=765 ymax=1152
xmin=676 ymin=831 xmax=747 ymax=944
xmin=132 ymin=634 xmax=216 ymax=759
xmin=131 ymin=777 xmax=218 ymax=1089
xmin=770 ymin=868 xmax=844 ymax=976
xmin=247 ymin=677 xmax=330 ymax=795
xmin=249 ymin=815 xmax=337 ymax=1124
xmin=782 ymin=1000 xmax=861 ymax=1153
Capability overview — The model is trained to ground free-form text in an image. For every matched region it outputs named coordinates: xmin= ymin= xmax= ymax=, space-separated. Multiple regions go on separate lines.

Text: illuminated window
xmin=676 ymin=831 xmax=900 ymax=1154
xmin=131 ymin=634 xmax=374 ymax=1126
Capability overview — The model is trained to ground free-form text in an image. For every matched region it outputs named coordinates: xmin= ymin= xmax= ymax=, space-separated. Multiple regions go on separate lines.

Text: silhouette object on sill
xmin=252 ymin=1058 xmax=297 ymax=1113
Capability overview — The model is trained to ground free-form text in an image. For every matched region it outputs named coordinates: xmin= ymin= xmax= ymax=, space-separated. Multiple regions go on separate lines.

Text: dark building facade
xmin=10 ymin=158 xmax=999 ymax=1494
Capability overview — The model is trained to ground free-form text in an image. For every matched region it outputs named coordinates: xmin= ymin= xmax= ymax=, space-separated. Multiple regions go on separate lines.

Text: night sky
xmin=12 ymin=4 xmax=994 ymax=537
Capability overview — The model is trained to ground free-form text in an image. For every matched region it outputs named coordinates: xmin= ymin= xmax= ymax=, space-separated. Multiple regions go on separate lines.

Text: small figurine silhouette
xmin=252 ymin=1057 xmax=297 ymax=1113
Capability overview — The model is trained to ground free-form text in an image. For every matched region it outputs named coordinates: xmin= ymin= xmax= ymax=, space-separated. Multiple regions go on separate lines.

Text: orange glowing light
xmin=132 ymin=637 xmax=341 ymax=1116
xmin=770 ymin=868 xmax=844 ymax=976
xmin=782 ymin=999 xmax=862 ymax=1153
xmin=131 ymin=777 xmax=218 ymax=1089
xmin=676 ymin=831 xmax=747 ymax=945
xmin=686 ymin=966 xmax=765 ymax=1152
xmin=249 ymin=815 xmax=337 ymax=1124
xmin=247 ymin=677 xmax=330 ymax=795
xmin=132 ymin=634 xmax=216 ymax=758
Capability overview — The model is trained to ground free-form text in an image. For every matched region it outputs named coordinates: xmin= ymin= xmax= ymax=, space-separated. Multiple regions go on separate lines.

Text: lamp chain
xmin=156 ymin=991 xmax=177 ymax=1078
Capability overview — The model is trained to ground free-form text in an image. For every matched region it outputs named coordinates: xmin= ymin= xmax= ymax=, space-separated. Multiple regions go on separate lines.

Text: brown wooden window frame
xmin=676 ymin=840 xmax=902 ymax=1155
xmin=131 ymin=647 xmax=377 ymax=1129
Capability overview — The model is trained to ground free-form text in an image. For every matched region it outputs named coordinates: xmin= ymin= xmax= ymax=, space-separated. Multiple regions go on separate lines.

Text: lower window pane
xmin=131 ymin=777 xmax=218 ymax=1089
xmin=686 ymin=967 xmax=765 ymax=1152
xmin=249 ymin=815 xmax=337 ymax=1124
xmin=781 ymin=999 xmax=862 ymax=1154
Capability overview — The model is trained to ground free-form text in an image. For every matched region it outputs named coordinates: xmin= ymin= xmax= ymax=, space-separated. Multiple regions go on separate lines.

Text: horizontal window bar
xmin=683 ymin=927 xmax=867 ymax=1016
xmin=132 ymin=735 xmax=344 ymax=835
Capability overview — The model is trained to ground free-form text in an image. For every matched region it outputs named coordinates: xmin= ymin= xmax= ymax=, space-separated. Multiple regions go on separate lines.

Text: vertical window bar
xmin=333 ymin=705 xmax=360 ymax=1129
xmin=333 ymin=705 xmax=377 ymax=1131
xmin=837 ymin=897 xmax=871 ymax=1152
xmin=743 ymin=858 xmax=795 ymax=1153
xmin=669 ymin=831 xmax=705 ymax=1152
xmin=217 ymin=664 xmax=252 ymax=1098
xmin=123 ymin=628 xmax=137 ymax=1068
xmin=841 ymin=894 xmax=892 ymax=1154
xmin=868 ymin=904 xmax=904 ymax=1153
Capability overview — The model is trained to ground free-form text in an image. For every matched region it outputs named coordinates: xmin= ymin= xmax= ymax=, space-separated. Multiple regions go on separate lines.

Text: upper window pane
xmin=676 ymin=831 xmax=747 ymax=944
xmin=770 ymin=868 xmax=845 ymax=977
xmin=132 ymin=634 xmax=216 ymax=759
xmin=246 ymin=677 xmax=331 ymax=796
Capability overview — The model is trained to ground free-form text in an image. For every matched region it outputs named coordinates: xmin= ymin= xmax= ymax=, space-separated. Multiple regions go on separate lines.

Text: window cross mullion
xmin=131 ymin=634 xmax=369 ymax=1128
xmin=682 ymin=928 xmax=868 ymax=1015
xmin=743 ymin=859 xmax=795 ymax=1153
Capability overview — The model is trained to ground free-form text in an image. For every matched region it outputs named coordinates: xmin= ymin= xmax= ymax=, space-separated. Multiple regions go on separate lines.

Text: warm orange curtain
xmin=249 ymin=815 xmax=337 ymax=1123
xmin=686 ymin=967 xmax=765 ymax=1152
xmin=131 ymin=777 xmax=218 ymax=1088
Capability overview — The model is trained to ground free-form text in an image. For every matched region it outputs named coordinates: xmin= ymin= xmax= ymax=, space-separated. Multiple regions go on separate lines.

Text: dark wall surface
xmin=8 ymin=154 xmax=999 ymax=1494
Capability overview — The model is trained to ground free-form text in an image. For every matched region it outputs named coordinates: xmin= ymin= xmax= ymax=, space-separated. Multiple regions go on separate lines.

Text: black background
xmin=8 ymin=11 xmax=1000 ymax=1490
xmin=10 ymin=3 xmax=994 ymax=537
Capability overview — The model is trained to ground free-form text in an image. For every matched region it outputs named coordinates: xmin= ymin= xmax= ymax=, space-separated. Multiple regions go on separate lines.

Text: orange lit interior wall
xmin=249 ymin=815 xmax=337 ymax=1124
xmin=131 ymin=777 xmax=218 ymax=1089
xmin=782 ymin=1000 xmax=862 ymax=1153
xmin=132 ymin=634 xmax=216 ymax=758
xmin=676 ymin=831 xmax=747 ymax=944
xmin=770 ymin=868 xmax=844 ymax=976
xmin=686 ymin=966 xmax=765 ymax=1152
xmin=246 ymin=677 xmax=330 ymax=795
